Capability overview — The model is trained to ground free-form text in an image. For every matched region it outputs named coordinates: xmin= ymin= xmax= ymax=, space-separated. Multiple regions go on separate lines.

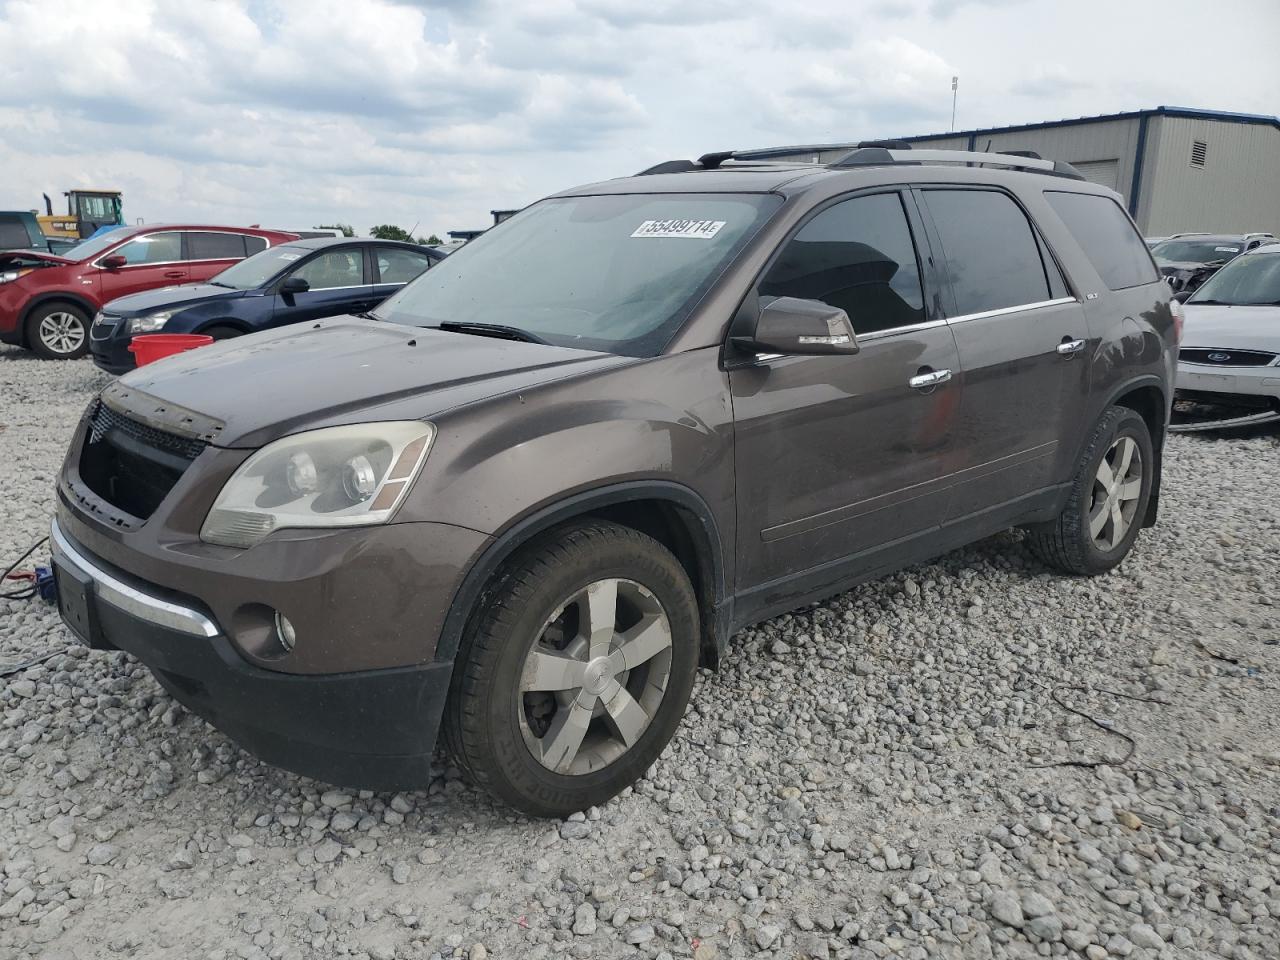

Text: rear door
xmin=915 ymin=187 xmax=1089 ymax=518
xmin=97 ymin=230 xmax=187 ymax=301
xmin=370 ymin=246 xmax=435 ymax=304
xmin=728 ymin=189 xmax=963 ymax=599
xmin=270 ymin=245 xmax=374 ymax=327
xmin=183 ymin=231 xmax=250 ymax=282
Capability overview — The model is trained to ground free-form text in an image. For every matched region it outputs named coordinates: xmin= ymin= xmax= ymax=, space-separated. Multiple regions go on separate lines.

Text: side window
xmin=290 ymin=249 xmax=366 ymax=290
xmin=1043 ymin=191 xmax=1159 ymax=290
xmin=758 ymin=192 xmax=925 ymax=335
xmin=187 ymin=232 xmax=248 ymax=261
xmin=114 ymin=232 xmax=182 ymax=265
xmin=0 ymin=216 xmax=30 ymax=249
xmin=924 ymin=189 xmax=1052 ymax=316
xmin=377 ymin=248 xmax=433 ymax=285
xmin=244 ymin=236 xmax=268 ymax=255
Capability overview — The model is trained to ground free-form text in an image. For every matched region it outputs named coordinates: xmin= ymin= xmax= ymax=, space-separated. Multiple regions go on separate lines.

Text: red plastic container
xmin=128 ymin=333 xmax=214 ymax=366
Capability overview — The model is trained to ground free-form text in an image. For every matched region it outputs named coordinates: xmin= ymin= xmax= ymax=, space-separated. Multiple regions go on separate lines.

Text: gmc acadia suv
xmin=51 ymin=145 xmax=1177 ymax=817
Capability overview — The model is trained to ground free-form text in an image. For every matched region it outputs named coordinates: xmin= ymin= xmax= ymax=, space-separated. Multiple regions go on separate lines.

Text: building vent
xmin=1190 ymin=140 xmax=1208 ymax=168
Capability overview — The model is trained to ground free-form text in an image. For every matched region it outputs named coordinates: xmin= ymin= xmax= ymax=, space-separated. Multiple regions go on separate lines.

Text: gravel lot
xmin=2 ymin=347 xmax=1278 ymax=960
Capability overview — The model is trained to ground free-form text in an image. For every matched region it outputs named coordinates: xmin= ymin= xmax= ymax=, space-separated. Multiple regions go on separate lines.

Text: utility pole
xmin=951 ymin=76 xmax=958 ymax=132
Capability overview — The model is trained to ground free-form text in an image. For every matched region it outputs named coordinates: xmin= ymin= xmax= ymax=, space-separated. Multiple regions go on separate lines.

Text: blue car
xmin=89 ymin=237 xmax=444 ymax=374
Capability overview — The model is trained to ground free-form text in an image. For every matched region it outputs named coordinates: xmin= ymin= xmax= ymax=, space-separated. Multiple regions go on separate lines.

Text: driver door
xmin=271 ymin=245 xmax=376 ymax=327
xmin=728 ymin=190 xmax=963 ymax=602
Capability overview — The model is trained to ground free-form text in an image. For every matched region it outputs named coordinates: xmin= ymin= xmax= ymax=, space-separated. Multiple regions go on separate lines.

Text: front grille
xmin=78 ymin=401 xmax=207 ymax=520
xmin=90 ymin=313 xmax=121 ymax=342
xmin=1180 ymin=348 xmax=1278 ymax=367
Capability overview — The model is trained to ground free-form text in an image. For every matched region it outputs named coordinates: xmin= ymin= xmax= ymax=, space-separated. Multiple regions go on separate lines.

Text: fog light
xmin=274 ymin=612 xmax=297 ymax=652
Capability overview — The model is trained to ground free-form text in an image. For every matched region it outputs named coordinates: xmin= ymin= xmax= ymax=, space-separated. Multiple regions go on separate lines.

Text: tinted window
xmin=115 ymin=232 xmax=182 ymax=265
xmin=0 ymin=217 xmax=31 ymax=250
xmin=187 ymin=232 xmax=247 ymax=260
xmin=377 ymin=248 xmax=433 ymax=284
xmin=1036 ymin=232 xmax=1070 ymax=299
xmin=925 ymin=190 xmax=1051 ymax=315
xmin=1046 ymin=192 xmax=1160 ymax=289
xmin=244 ymin=236 xmax=268 ymax=255
xmin=291 ymin=248 xmax=366 ymax=290
xmin=759 ymin=192 xmax=924 ymax=334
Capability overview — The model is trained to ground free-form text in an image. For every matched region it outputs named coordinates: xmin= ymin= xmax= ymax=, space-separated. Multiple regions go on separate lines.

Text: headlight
xmin=200 ymin=422 xmax=435 ymax=548
xmin=127 ymin=311 xmax=173 ymax=334
xmin=0 ymin=268 xmax=31 ymax=284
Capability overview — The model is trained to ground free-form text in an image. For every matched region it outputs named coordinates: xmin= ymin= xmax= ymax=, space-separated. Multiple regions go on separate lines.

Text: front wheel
xmin=1025 ymin=405 xmax=1154 ymax=575
xmin=443 ymin=522 xmax=700 ymax=817
xmin=27 ymin=302 xmax=90 ymax=359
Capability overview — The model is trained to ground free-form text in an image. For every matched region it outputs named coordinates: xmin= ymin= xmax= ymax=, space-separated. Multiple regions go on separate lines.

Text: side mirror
xmin=734 ymin=296 xmax=859 ymax=356
xmin=279 ymin=276 xmax=310 ymax=295
xmin=101 ymin=254 xmax=127 ymax=270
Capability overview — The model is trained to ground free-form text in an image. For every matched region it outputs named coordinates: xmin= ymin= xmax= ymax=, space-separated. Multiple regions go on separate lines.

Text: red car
xmin=0 ymin=224 xmax=298 ymax=359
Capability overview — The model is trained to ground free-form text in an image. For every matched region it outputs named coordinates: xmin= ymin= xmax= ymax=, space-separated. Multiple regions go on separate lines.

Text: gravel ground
xmin=2 ymin=346 xmax=1278 ymax=960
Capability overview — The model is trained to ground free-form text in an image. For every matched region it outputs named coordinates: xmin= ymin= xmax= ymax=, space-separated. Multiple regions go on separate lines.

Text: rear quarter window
xmin=1044 ymin=192 xmax=1158 ymax=290
xmin=0 ymin=216 xmax=32 ymax=250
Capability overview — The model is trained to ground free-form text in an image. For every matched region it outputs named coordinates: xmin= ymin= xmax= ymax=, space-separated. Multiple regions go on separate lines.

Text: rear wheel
xmin=443 ymin=522 xmax=700 ymax=817
xmin=1025 ymin=405 xmax=1153 ymax=575
xmin=27 ymin=302 xmax=90 ymax=359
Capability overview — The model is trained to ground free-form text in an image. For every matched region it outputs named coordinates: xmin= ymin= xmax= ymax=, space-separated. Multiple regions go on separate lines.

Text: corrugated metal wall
xmin=1140 ymin=117 xmax=1280 ymax=236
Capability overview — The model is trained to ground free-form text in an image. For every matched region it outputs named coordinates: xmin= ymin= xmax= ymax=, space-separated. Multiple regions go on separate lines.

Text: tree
xmin=422 ymin=234 xmax=443 ymax=245
xmin=370 ymin=224 xmax=414 ymax=242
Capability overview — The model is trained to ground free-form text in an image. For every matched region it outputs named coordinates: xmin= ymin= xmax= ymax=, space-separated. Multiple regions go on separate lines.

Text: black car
xmin=1150 ymin=233 xmax=1275 ymax=293
xmin=89 ymin=238 xmax=444 ymax=374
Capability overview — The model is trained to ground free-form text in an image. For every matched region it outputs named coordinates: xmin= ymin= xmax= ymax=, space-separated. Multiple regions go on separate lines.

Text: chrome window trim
xmin=50 ymin=519 xmax=220 ymax=638
xmin=89 ymin=230 xmax=276 ymax=269
xmin=946 ymin=297 xmax=1078 ymax=325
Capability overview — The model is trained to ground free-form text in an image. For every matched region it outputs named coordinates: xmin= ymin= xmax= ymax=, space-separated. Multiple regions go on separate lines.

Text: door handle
xmin=163 ymin=271 xmax=185 ymax=279
xmin=909 ymin=368 xmax=952 ymax=390
xmin=1057 ymin=338 xmax=1086 ymax=356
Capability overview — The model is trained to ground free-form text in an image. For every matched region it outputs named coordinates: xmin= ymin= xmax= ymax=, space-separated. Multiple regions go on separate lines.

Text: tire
xmin=443 ymin=521 xmax=700 ymax=818
xmin=27 ymin=302 xmax=90 ymax=359
xmin=201 ymin=325 xmax=243 ymax=341
xmin=1026 ymin=405 xmax=1154 ymax=576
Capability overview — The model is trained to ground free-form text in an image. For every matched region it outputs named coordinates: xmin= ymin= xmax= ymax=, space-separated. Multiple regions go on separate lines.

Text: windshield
xmin=372 ymin=193 xmax=781 ymax=356
xmin=209 ymin=244 xmax=309 ymax=289
xmin=61 ymin=230 xmax=135 ymax=262
xmin=1190 ymin=251 xmax=1280 ymax=305
xmin=1151 ymin=239 xmax=1242 ymax=263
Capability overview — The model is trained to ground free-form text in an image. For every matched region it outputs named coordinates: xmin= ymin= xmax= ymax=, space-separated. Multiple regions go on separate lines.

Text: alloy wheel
xmin=1088 ymin=435 xmax=1143 ymax=551
xmin=517 ymin=577 xmax=673 ymax=776
xmin=37 ymin=312 xmax=86 ymax=356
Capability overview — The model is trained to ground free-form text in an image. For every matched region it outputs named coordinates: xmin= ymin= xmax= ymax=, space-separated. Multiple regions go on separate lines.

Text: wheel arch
xmin=195 ymin=319 xmax=252 ymax=336
xmin=435 ymin=481 xmax=730 ymax=670
xmin=19 ymin=292 xmax=98 ymax=347
xmin=1104 ymin=376 xmax=1169 ymax=527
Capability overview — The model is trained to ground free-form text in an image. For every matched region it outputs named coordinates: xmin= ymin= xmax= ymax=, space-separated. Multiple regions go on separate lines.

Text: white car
xmin=1174 ymin=243 xmax=1280 ymax=431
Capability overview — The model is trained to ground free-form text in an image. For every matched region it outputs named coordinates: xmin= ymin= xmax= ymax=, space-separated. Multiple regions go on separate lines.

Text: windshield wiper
xmin=207 ymin=281 xmax=235 ymax=288
xmin=436 ymin=321 xmax=548 ymax=345
xmin=1189 ymin=299 xmax=1228 ymax=305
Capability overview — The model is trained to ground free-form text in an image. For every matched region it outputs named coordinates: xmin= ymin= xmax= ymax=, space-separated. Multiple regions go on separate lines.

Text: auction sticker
xmin=631 ymin=219 xmax=726 ymax=239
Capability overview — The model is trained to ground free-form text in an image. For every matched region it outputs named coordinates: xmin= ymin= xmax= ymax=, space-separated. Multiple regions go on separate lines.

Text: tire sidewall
xmin=1074 ymin=409 xmax=1154 ymax=570
xmin=28 ymin=303 xmax=90 ymax=359
xmin=473 ymin=530 xmax=699 ymax=816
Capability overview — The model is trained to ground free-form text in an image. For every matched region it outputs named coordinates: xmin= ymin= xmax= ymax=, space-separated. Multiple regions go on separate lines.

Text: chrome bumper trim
xmin=50 ymin=519 xmax=219 ymax=638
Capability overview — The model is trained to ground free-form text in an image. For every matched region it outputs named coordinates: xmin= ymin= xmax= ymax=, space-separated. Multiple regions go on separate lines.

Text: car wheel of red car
xmin=28 ymin=302 xmax=91 ymax=360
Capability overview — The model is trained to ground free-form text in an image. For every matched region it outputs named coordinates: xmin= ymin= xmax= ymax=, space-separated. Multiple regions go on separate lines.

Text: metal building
xmin=779 ymin=107 xmax=1280 ymax=237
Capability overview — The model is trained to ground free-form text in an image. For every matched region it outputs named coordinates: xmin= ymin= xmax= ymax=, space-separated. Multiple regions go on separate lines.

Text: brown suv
xmin=51 ymin=145 xmax=1178 ymax=817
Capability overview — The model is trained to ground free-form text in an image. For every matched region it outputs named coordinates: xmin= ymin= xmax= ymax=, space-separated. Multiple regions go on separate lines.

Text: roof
xmin=901 ymin=105 xmax=1280 ymax=143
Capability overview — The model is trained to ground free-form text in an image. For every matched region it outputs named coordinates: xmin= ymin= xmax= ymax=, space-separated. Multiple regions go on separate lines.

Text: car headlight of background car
xmin=200 ymin=422 xmax=435 ymax=548
xmin=127 ymin=311 xmax=174 ymax=334
xmin=0 ymin=268 xmax=32 ymax=284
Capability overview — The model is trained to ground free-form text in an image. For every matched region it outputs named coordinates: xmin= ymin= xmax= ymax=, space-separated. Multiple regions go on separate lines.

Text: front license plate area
xmin=54 ymin=559 xmax=103 ymax=648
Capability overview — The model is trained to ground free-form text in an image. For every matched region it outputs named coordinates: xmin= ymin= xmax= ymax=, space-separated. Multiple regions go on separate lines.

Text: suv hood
xmin=1182 ymin=303 xmax=1280 ymax=351
xmin=116 ymin=317 xmax=631 ymax=448
xmin=0 ymin=249 xmax=74 ymax=269
xmin=104 ymin=284 xmax=249 ymax=316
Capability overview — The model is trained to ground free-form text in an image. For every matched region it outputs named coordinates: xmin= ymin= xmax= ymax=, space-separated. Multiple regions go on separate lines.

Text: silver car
xmin=1174 ymin=243 xmax=1280 ymax=430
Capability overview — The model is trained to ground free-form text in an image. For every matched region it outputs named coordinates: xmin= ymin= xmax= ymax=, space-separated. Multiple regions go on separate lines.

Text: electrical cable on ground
xmin=2 ymin=536 xmax=50 ymax=601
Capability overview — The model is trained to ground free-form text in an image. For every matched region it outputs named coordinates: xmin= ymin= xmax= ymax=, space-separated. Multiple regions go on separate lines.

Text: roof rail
xmin=832 ymin=147 xmax=1086 ymax=181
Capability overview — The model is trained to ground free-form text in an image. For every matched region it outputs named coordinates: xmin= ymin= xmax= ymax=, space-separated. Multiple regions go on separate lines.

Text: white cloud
xmin=0 ymin=0 xmax=1275 ymax=237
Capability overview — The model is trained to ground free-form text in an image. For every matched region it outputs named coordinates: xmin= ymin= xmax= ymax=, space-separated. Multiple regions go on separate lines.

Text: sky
xmin=1 ymin=0 xmax=1277 ymax=239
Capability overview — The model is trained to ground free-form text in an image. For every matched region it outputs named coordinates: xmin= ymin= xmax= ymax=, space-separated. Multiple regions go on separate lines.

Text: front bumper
xmin=89 ymin=315 xmax=136 ymax=374
xmin=1176 ymin=362 xmax=1280 ymax=400
xmin=50 ymin=518 xmax=453 ymax=790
